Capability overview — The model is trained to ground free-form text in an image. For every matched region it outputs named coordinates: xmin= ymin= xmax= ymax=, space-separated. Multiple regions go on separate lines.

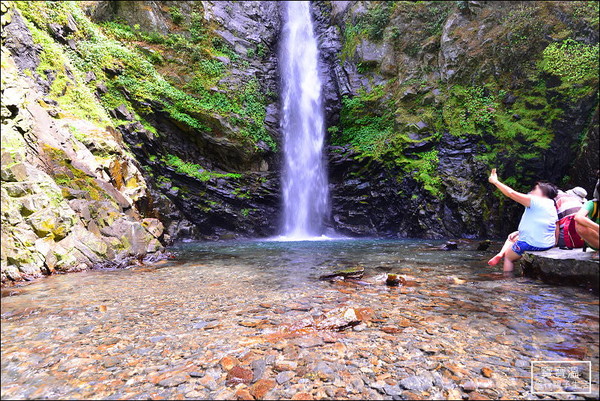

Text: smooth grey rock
xmin=276 ymin=371 xmax=295 ymax=385
xmin=522 ymin=249 xmax=599 ymax=291
xmin=251 ymin=358 xmax=266 ymax=383
xmin=399 ymin=374 xmax=433 ymax=392
xmin=383 ymin=383 xmax=402 ymax=396
xmin=92 ymin=1 xmax=170 ymax=34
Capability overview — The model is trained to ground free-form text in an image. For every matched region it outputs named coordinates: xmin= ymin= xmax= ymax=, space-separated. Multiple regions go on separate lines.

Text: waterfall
xmin=279 ymin=1 xmax=330 ymax=240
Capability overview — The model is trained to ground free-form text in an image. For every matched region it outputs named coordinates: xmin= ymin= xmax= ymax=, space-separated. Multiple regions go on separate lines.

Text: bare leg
xmin=576 ymin=224 xmax=600 ymax=250
xmin=503 ymin=249 xmax=521 ymax=272
xmin=488 ymin=238 xmax=515 ymax=266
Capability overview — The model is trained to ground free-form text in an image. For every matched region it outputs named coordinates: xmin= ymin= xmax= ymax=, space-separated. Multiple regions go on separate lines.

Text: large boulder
xmin=2 ymin=9 xmax=42 ymax=72
xmin=522 ymin=249 xmax=599 ymax=292
xmin=92 ymin=1 xmax=170 ymax=34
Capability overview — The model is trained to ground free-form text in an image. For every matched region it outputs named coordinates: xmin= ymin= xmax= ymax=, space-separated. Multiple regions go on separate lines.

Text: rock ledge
xmin=521 ymin=248 xmax=599 ymax=293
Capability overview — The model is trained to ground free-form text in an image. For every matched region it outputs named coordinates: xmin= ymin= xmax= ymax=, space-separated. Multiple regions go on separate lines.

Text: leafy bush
xmin=239 ymin=79 xmax=275 ymax=149
xmin=331 ymin=85 xmax=395 ymax=158
xmin=198 ymin=59 xmax=225 ymax=78
xmin=341 ymin=23 xmax=365 ymax=61
xmin=211 ymin=37 xmax=240 ymax=62
xmin=446 ymin=86 xmax=499 ymax=135
xmin=364 ymin=2 xmax=394 ymax=41
xmin=256 ymin=43 xmax=267 ymax=58
xmin=169 ymin=6 xmax=183 ymax=25
xmin=413 ymin=149 xmax=442 ymax=197
xmin=141 ymin=31 xmax=166 ymax=45
xmin=100 ymin=21 xmax=136 ymax=41
xmin=189 ymin=12 xmax=207 ymax=43
xmin=541 ymin=39 xmax=599 ymax=84
xmin=164 ymin=154 xmax=241 ymax=181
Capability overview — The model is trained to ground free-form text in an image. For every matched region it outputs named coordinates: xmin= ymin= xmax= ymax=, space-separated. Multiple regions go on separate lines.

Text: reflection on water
xmin=2 ymin=239 xmax=596 ymax=318
xmin=169 ymin=239 xmax=483 ymax=288
xmin=3 ymin=238 xmax=596 ymax=335
xmin=1 ymin=239 xmax=598 ymax=399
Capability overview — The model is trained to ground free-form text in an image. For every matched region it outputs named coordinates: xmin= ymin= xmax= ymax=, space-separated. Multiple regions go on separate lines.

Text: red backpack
xmin=562 ymin=215 xmax=584 ymax=248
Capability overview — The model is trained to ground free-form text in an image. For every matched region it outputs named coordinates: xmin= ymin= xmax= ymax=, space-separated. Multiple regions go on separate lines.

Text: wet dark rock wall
xmin=312 ymin=1 xmax=599 ymax=239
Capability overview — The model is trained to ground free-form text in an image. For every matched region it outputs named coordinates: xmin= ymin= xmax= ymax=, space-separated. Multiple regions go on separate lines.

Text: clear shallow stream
xmin=1 ymin=239 xmax=598 ymax=399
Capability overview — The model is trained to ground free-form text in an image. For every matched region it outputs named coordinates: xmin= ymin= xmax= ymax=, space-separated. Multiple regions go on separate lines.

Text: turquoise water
xmin=169 ymin=238 xmax=492 ymax=287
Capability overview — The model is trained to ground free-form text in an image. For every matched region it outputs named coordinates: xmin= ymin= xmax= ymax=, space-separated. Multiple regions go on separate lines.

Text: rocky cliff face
xmin=312 ymin=1 xmax=599 ymax=238
xmin=92 ymin=1 xmax=284 ymax=240
xmin=1 ymin=1 xmax=598 ymax=283
xmin=1 ymin=3 xmax=165 ymax=283
xmin=1 ymin=0 xmax=284 ymax=284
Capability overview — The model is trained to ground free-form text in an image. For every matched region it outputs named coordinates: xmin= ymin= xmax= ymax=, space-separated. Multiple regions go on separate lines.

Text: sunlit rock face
xmin=1 ymin=8 xmax=164 ymax=283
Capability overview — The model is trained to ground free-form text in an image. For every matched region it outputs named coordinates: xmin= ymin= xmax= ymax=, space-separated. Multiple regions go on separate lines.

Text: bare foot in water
xmin=488 ymin=255 xmax=502 ymax=266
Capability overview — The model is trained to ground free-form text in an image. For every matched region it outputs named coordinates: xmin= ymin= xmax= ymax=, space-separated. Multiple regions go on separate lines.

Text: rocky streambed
xmin=1 ymin=239 xmax=599 ymax=400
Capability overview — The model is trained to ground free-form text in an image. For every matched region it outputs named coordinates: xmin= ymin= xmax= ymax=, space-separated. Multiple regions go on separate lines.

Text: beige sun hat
xmin=566 ymin=187 xmax=587 ymax=202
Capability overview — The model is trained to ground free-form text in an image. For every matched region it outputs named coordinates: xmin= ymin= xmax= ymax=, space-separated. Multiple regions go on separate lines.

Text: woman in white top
xmin=487 ymin=169 xmax=559 ymax=272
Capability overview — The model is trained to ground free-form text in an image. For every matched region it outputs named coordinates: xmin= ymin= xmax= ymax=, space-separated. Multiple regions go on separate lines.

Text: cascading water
xmin=279 ymin=1 xmax=330 ymax=240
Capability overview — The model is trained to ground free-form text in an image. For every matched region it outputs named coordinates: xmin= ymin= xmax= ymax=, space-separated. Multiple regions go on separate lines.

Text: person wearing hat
xmin=555 ymin=186 xmax=587 ymax=248
xmin=566 ymin=187 xmax=588 ymax=202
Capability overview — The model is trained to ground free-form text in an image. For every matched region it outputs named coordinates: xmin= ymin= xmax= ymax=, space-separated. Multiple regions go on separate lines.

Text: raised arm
xmin=488 ymin=169 xmax=531 ymax=207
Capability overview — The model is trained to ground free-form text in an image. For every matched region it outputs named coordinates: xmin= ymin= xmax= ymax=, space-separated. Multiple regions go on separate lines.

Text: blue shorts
xmin=511 ymin=240 xmax=553 ymax=256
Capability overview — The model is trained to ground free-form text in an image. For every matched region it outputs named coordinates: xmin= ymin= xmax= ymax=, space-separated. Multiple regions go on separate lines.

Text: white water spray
xmin=279 ymin=1 xmax=330 ymax=240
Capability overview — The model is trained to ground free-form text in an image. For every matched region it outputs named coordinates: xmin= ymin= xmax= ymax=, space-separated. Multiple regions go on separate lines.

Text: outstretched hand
xmin=488 ymin=168 xmax=498 ymax=184
xmin=488 ymin=168 xmax=530 ymax=207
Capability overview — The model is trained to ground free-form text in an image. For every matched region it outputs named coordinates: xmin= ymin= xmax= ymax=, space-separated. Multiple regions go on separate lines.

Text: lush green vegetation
xmin=169 ymin=6 xmax=183 ymax=25
xmin=442 ymin=82 xmax=562 ymax=187
xmin=163 ymin=154 xmax=241 ymax=182
xmin=443 ymin=86 xmax=499 ymax=136
xmin=14 ymin=0 xmax=275 ymax=151
xmin=100 ymin=17 xmax=275 ymax=150
xmin=16 ymin=2 xmax=110 ymax=124
xmin=412 ymin=150 xmax=442 ymax=197
xmin=333 ymin=0 xmax=599 ymax=196
xmin=330 ymin=85 xmax=444 ymax=195
xmin=331 ymin=85 xmax=394 ymax=157
xmin=541 ymin=39 xmax=599 ymax=84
